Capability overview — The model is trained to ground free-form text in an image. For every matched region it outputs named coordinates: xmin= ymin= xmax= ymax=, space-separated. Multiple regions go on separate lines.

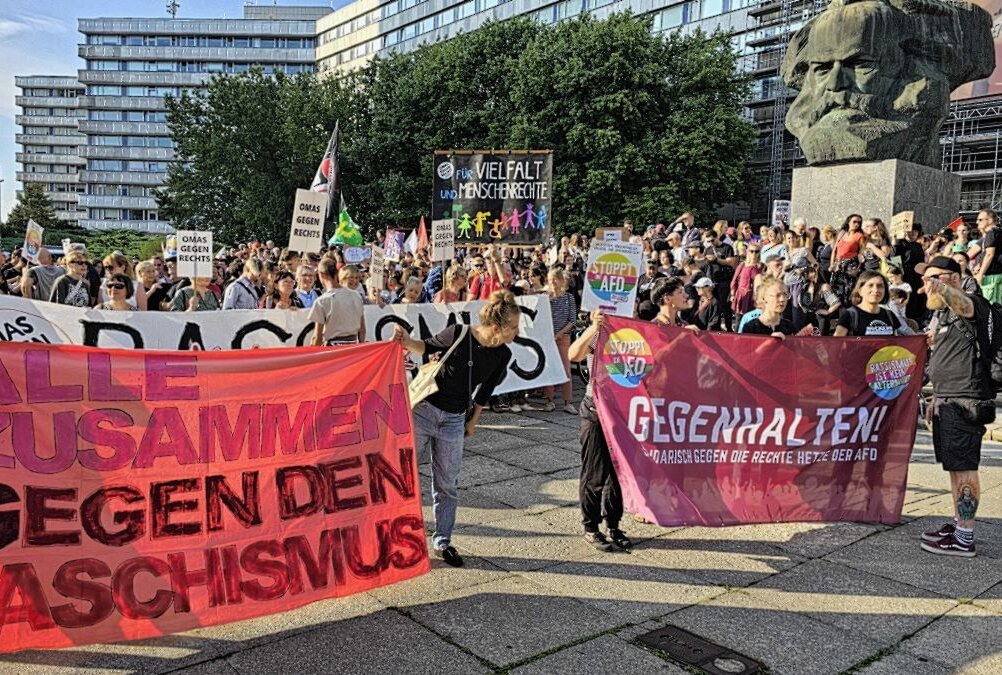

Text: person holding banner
xmin=541 ymin=268 xmax=578 ymax=414
xmin=650 ymin=277 xmax=693 ymax=328
xmin=98 ymin=273 xmax=135 ymax=311
xmin=569 ymin=309 xmax=631 ymax=552
xmin=393 ymin=290 xmax=521 ymax=567
xmin=308 ymin=260 xmax=365 ymax=346
xmin=739 ymin=277 xmax=798 ymax=337
xmin=833 ymin=271 xmax=913 ymax=337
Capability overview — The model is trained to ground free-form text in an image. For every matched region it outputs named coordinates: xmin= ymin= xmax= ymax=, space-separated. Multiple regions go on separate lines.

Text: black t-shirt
xmin=706 ymin=244 xmax=736 ymax=283
xmin=422 ymin=325 xmax=512 ymax=414
xmin=929 ymin=298 xmax=993 ymax=399
xmin=49 ymin=274 xmax=91 ymax=307
xmin=145 ymin=282 xmax=172 ymax=311
xmin=982 ymin=227 xmax=1002 ymax=276
xmin=742 ymin=316 xmax=795 ymax=335
xmin=837 ymin=306 xmax=901 ymax=336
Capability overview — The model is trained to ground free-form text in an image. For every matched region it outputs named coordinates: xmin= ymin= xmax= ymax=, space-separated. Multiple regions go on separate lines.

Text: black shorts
xmin=932 ymin=398 xmax=995 ymax=471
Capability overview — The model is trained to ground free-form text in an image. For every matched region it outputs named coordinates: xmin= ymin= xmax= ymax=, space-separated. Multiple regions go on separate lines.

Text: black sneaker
xmin=920 ymin=532 xmax=976 ymax=558
xmin=584 ymin=531 xmax=614 ymax=552
xmin=434 ymin=545 xmax=464 ymax=567
xmin=921 ymin=522 xmax=955 ymax=543
xmin=608 ymin=528 xmax=633 ymax=550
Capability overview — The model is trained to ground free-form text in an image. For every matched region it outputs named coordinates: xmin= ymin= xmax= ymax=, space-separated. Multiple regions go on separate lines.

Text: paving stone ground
xmin=4 ymin=390 xmax=1002 ymax=674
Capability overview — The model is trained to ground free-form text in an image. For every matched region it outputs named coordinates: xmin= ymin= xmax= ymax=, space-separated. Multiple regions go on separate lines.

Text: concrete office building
xmin=13 ymin=76 xmax=87 ymax=225
xmin=74 ymin=5 xmax=327 ymax=233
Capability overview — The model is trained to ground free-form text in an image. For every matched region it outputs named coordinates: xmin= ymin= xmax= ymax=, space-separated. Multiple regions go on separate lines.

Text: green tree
xmin=7 ymin=183 xmax=60 ymax=232
xmin=80 ymin=230 xmax=162 ymax=260
xmin=509 ymin=15 xmax=756 ymax=234
xmin=158 ymin=69 xmax=353 ymax=244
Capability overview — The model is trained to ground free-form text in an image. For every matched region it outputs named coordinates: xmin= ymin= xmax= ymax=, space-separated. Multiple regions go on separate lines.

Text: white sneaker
xmin=541 ymin=400 xmax=556 ymax=412
xmin=509 ymin=402 xmax=522 ymax=413
xmin=563 ymin=403 xmax=578 ymax=415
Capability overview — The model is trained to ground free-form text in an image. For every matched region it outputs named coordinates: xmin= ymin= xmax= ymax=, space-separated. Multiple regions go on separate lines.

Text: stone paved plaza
xmin=2 ymin=405 xmax=1002 ymax=675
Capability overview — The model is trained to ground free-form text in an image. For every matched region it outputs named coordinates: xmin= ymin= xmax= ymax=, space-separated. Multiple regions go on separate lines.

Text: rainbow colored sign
xmin=580 ymin=239 xmax=644 ymax=317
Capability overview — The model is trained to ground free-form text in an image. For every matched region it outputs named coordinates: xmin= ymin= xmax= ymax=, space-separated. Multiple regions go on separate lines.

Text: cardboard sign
xmin=288 ymin=188 xmax=327 ymax=253
xmin=771 ymin=200 xmax=792 ymax=228
xmin=580 ymin=239 xmax=644 ymax=316
xmin=890 ymin=211 xmax=915 ymax=239
xmin=175 ymin=230 xmax=213 ymax=279
xmin=23 ymin=220 xmax=43 ymax=263
xmin=595 ymin=227 xmax=628 ymax=242
xmin=431 ymin=219 xmax=455 ymax=262
xmin=343 ymin=246 xmax=371 ymax=264
xmin=370 ymin=245 xmax=386 ymax=290
xmin=384 ymin=230 xmax=406 ymax=262
xmin=595 ymin=316 xmax=925 ymax=526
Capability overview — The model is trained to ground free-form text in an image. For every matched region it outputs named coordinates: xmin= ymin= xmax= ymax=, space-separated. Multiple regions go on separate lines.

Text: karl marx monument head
xmin=781 ymin=0 xmax=995 ymax=167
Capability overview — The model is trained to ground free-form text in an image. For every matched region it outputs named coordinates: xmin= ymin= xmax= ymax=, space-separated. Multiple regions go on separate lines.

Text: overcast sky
xmin=0 ymin=0 xmax=341 ymax=226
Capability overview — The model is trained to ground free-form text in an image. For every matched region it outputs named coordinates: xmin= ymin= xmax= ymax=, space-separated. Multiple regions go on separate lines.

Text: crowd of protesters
xmin=3 ymin=207 xmax=1000 ymax=562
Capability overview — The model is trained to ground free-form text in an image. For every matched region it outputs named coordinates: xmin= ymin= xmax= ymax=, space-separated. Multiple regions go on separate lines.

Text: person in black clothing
xmin=690 ymin=277 xmax=722 ymax=330
xmin=895 ymin=221 xmax=926 ymax=320
xmin=569 ymin=310 xmax=632 ymax=553
xmin=919 ymin=256 xmax=995 ymax=557
xmin=636 ymin=259 xmax=665 ymax=321
xmin=833 ymin=271 xmax=913 ymax=337
xmin=701 ymin=229 xmax=737 ymax=330
xmin=393 ymin=290 xmax=519 ymax=568
xmin=740 ymin=276 xmax=797 ymax=336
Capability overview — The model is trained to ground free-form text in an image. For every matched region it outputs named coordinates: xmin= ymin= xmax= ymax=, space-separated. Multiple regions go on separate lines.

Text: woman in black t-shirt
xmin=740 ymin=276 xmax=797 ymax=337
xmin=393 ymin=290 xmax=519 ymax=568
xmin=833 ymin=271 xmax=913 ymax=336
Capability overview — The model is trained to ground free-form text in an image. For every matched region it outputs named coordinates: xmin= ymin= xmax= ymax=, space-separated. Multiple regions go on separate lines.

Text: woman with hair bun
xmin=394 ymin=290 xmax=520 ymax=568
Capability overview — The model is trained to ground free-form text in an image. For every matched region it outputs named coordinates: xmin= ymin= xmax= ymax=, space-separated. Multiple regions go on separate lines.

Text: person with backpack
xmin=920 ymin=256 xmax=998 ymax=557
xmin=833 ymin=271 xmax=914 ymax=337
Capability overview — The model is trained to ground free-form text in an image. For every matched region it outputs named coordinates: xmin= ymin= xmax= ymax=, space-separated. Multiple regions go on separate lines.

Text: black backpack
xmin=954 ymin=295 xmax=1002 ymax=393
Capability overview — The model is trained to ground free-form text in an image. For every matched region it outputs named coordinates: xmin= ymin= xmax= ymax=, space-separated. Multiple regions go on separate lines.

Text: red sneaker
xmin=921 ymin=532 xmax=975 ymax=558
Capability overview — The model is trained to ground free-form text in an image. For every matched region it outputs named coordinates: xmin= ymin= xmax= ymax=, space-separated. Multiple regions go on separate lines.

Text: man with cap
xmin=690 ymin=276 xmax=722 ymax=330
xmin=920 ymin=255 xmax=995 ymax=557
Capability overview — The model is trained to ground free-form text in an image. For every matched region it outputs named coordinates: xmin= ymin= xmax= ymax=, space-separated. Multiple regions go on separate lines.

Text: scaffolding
xmin=940 ymin=95 xmax=1002 ymax=213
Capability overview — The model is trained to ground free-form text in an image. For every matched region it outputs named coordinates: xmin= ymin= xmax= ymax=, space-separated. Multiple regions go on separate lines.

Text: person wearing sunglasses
xmin=98 ymin=274 xmax=135 ymax=311
xmin=49 ymin=255 xmax=93 ymax=307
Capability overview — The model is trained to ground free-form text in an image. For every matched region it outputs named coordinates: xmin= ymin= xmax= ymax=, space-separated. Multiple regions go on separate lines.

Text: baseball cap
xmin=923 ymin=255 xmax=962 ymax=275
xmin=762 ymin=251 xmax=785 ymax=263
xmin=694 ymin=277 xmax=714 ymax=288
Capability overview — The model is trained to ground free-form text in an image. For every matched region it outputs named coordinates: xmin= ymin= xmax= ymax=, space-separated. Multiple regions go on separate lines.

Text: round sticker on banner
xmin=604 ymin=328 xmax=653 ymax=388
xmin=436 ymin=162 xmax=455 ymax=180
xmin=865 ymin=345 xmax=918 ymax=400
xmin=587 ymin=252 xmax=638 ymax=303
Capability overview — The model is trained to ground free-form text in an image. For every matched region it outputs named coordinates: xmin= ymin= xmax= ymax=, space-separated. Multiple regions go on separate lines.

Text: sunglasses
xmin=472 ymin=264 xmax=485 ymax=269
xmin=108 ymin=283 xmax=126 ymax=290
xmin=69 ymin=260 xmax=86 ymax=266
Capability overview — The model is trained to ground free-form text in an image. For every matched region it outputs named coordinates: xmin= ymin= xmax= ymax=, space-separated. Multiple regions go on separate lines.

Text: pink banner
xmin=594 ymin=316 xmax=926 ymax=526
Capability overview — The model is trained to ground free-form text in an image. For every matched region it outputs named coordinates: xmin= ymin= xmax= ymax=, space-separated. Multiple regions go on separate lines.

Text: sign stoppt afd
xmin=432 ymin=150 xmax=553 ymax=245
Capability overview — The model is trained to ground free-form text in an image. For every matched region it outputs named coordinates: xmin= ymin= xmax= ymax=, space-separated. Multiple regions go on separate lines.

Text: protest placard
xmin=890 ymin=210 xmax=914 ymax=239
xmin=288 ymin=188 xmax=327 ymax=253
xmin=370 ymin=245 xmax=386 ymax=290
xmin=175 ymin=230 xmax=213 ymax=279
xmin=384 ymin=230 xmax=406 ymax=262
xmin=343 ymin=246 xmax=371 ymax=264
xmin=432 ymin=150 xmax=553 ymax=245
xmin=771 ymin=199 xmax=792 ymax=228
xmin=431 ymin=219 xmax=455 ymax=262
xmin=595 ymin=316 xmax=925 ymax=526
xmin=580 ymin=239 xmax=644 ymax=316
xmin=595 ymin=227 xmax=628 ymax=242
xmin=0 ymin=340 xmax=427 ymax=653
xmin=23 ymin=220 xmax=43 ymax=263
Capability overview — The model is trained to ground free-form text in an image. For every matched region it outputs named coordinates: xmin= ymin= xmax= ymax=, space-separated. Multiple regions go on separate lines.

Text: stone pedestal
xmin=790 ymin=159 xmax=961 ymax=232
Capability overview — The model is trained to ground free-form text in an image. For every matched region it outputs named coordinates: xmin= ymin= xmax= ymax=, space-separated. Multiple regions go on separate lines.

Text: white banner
xmin=431 ymin=219 xmax=455 ymax=262
xmin=176 ymin=230 xmax=213 ymax=279
xmin=0 ymin=295 xmax=566 ymax=395
xmin=289 ymin=188 xmax=327 ymax=253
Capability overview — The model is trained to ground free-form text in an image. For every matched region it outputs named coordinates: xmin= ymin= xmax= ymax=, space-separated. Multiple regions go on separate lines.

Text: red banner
xmin=594 ymin=316 xmax=926 ymax=526
xmin=0 ymin=341 xmax=428 ymax=653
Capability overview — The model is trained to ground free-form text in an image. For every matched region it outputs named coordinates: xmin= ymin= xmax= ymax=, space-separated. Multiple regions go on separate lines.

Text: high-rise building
xmin=74 ymin=6 xmax=327 ymax=233
xmin=13 ymin=76 xmax=87 ymax=225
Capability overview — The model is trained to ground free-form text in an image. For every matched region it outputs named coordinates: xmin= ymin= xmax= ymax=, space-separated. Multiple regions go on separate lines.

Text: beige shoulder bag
xmin=409 ymin=325 xmax=469 ymax=408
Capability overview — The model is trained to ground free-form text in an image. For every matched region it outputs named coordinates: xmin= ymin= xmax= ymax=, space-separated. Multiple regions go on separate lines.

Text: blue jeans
xmin=413 ymin=401 xmax=466 ymax=550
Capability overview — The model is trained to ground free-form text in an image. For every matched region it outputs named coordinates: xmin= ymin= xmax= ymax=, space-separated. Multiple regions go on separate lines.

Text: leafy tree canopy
xmin=159 ymin=14 xmax=756 ymax=241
